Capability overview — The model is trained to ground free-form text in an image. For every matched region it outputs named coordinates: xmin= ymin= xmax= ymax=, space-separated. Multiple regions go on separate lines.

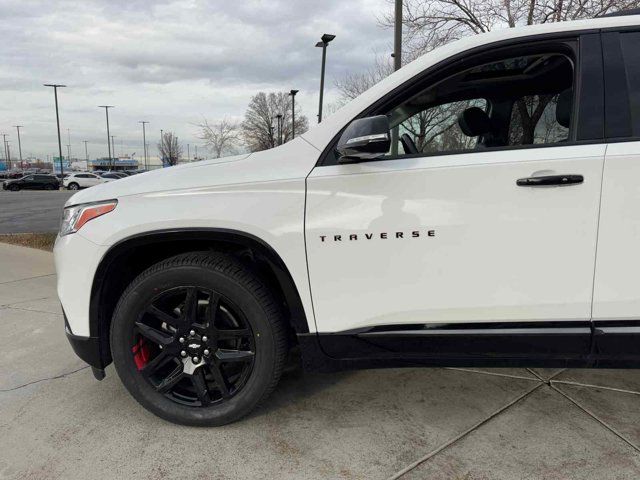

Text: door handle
xmin=516 ymin=174 xmax=583 ymax=187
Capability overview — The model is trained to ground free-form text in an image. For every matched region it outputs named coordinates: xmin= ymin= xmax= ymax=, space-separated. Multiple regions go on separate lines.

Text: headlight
xmin=60 ymin=200 xmax=117 ymax=236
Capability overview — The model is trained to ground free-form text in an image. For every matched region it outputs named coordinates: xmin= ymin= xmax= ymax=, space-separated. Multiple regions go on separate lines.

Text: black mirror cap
xmin=336 ymin=115 xmax=391 ymax=161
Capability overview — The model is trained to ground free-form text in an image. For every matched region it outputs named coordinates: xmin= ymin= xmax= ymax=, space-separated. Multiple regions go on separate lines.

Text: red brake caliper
xmin=132 ymin=338 xmax=151 ymax=371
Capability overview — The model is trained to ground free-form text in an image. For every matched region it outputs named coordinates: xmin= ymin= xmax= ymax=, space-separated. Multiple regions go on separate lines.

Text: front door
xmin=305 ymin=36 xmax=605 ymax=361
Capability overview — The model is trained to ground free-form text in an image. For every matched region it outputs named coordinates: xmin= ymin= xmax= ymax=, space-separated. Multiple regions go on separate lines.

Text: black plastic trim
xmin=64 ymin=312 xmax=105 ymax=372
xmin=299 ymin=320 xmax=640 ymax=372
xmin=601 ymin=32 xmax=633 ymax=138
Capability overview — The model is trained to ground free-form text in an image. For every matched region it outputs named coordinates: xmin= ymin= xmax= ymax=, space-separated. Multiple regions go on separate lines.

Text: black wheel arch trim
xmin=89 ymin=228 xmax=311 ymax=366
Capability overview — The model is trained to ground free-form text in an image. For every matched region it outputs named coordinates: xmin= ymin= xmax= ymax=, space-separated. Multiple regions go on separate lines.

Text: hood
xmin=65 ymin=137 xmax=321 ymax=207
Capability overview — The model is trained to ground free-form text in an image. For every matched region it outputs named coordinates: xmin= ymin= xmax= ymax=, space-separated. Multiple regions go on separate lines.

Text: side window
xmin=384 ymin=51 xmax=575 ymax=158
xmin=399 ymin=99 xmax=487 ymax=154
xmin=508 ymin=93 xmax=570 ymax=145
xmin=619 ymin=32 xmax=640 ymax=137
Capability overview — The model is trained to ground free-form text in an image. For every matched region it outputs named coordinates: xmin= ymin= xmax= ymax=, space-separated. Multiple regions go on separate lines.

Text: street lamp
xmin=1 ymin=133 xmax=8 ymax=170
xmin=13 ymin=126 xmax=23 ymax=169
xmin=276 ymin=113 xmax=283 ymax=145
xmin=83 ymin=140 xmax=89 ymax=161
xmin=3 ymin=139 xmax=10 ymax=170
xmin=44 ymin=84 xmax=66 ymax=178
xmin=315 ymin=33 xmax=335 ymax=123
xmin=5 ymin=141 xmax=10 ymax=170
xmin=138 ymin=121 xmax=149 ymax=170
xmin=98 ymin=105 xmax=114 ymax=169
xmin=289 ymin=90 xmax=299 ymax=139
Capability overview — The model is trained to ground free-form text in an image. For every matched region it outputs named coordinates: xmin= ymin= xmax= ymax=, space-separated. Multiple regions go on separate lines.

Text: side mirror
xmin=336 ymin=115 xmax=390 ymax=162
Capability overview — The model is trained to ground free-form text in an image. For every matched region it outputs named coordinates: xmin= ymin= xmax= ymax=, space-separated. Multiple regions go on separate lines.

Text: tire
xmin=110 ymin=252 xmax=288 ymax=426
xmin=67 ymin=182 xmax=79 ymax=190
xmin=8 ymin=184 xmax=19 ymax=191
xmin=45 ymin=184 xmax=55 ymax=191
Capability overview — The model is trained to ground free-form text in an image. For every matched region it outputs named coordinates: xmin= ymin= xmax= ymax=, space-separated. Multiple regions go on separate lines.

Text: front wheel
xmin=67 ymin=182 xmax=79 ymax=190
xmin=110 ymin=252 xmax=288 ymax=426
xmin=8 ymin=184 xmax=19 ymax=191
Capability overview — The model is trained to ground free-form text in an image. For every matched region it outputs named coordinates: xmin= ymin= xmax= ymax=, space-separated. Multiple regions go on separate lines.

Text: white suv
xmin=63 ymin=172 xmax=105 ymax=190
xmin=55 ymin=12 xmax=640 ymax=426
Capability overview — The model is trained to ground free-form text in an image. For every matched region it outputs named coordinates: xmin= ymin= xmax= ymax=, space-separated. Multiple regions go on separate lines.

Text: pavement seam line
xmin=0 ymin=366 xmax=90 ymax=393
xmin=551 ymin=384 xmax=640 ymax=454
xmin=551 ymin=379 xmax=640 ymax=397
xmin=387 ymin=383 xmax=543 ymax=480
xmin=3 ymin=295 xmax=52 ymax=306
xmin=527 ymin=367 xmax=568 ymax=384
xmin=4 ymin=305 xmax=63 ymax=316
xmin=444 ymin=367 xmax=540 ymax=382
xmin=0 ymin=273 xmax=55 ymax=286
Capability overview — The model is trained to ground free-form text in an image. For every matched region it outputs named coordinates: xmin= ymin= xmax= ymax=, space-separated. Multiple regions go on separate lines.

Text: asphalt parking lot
xmin=2 ymin=242 xmax=640 ymax=479
xmin=0 ymin=190 xmax=74 ymax=234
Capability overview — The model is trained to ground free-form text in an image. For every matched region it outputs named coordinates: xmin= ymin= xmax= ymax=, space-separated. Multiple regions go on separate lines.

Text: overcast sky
xmin=0 ymin=0 xmax=393 ymax=161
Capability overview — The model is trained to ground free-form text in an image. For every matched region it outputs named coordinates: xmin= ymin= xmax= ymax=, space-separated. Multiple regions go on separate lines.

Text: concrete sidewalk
xmin=1 ymin=242 xmax=640 ymax=479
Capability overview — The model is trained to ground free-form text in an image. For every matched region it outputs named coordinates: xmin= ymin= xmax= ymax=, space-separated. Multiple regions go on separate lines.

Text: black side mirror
xmin=336 ymin=115 xmax=390 ymax=162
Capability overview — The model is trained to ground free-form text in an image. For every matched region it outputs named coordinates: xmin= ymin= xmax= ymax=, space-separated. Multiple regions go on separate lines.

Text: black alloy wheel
xmin=111 ymin=252 xmax=288 ymax=426
xmin=132 ymin=286 xmax=256 ymax=407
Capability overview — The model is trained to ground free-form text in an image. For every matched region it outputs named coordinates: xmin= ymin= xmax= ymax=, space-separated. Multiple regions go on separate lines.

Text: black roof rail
xmin=601 ymin=8 xmax=640 ymax=17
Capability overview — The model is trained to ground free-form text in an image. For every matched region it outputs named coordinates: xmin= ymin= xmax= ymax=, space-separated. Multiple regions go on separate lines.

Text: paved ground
xmin=0 ymin=190 xmax=74 ymax=234
xmin=1 ymin=243 xmax=640 ymax=479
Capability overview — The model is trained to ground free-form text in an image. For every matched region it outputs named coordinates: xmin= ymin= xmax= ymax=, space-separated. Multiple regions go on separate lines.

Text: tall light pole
xmin=98 ymin=105 xmax=114 ymax=169
xmin=315 ymin=33 xmax=335 ymax=123
xmin=138 ymin=121 xmax=149 ymax=170
xmin=276 ymin=114 xmax=283 ymax=145
xmin=44 ymin=84 xmax=66 ymax=178
xmin=83 ymin=140 xmax=89 ymax=161
xmin=187 ymin=143 xmax=190 ymax=162
xmin=14 ymin=126 xmax=23 ymax=169
xmin=5 ymin=141 xmax=10 ymax=170
xmin=1 ymin=134 xmax=8 ymax=170
xmin=289 ymin=90 xmax=299 ymax=139
xmin=391 ymin=0 xmax=403 ymax=155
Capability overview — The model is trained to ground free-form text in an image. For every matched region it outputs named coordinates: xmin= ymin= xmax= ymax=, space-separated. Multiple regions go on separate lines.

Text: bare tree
xmin=382 ymin=0 xmax=640 ymax=57
xmin=198 ymin=118 xmax=240 ymax=158
xmin=158 ymin=131 xmax=183 ymax=166
xmin=242 ymin=92 xmax=309 ymax=152
xmin=335 ymin=54 xmax=394 ymax=102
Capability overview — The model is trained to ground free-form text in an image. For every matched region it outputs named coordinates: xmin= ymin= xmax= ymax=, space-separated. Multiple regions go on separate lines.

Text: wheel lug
xmin=204 ymin=349 xmax=210 ymax=356
xmin=189 ymin=330 xmax=196 ymax=336
xmin=179 ymin=337 xmax=185 ymax=343
xmin=180 ymin=350 xmax=187 ymax=357
xmin=192 ymin=356 xmax=199 ymax=363
xmin=202 ymin=336 xmax=208 ymax=342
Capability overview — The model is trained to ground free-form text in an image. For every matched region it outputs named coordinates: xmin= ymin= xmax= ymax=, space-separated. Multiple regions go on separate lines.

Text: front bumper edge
xmin=64 ymin=312 xmax=106 ymax=380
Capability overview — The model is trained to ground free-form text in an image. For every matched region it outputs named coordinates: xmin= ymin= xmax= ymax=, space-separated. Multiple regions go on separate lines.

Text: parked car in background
xmin=99 ymin=172 xmax=127 ymax=180
xmin=3 ymin=174 xmax=59 ymax=191
xmin=63 ymin=172 xmax=106 ymax=190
